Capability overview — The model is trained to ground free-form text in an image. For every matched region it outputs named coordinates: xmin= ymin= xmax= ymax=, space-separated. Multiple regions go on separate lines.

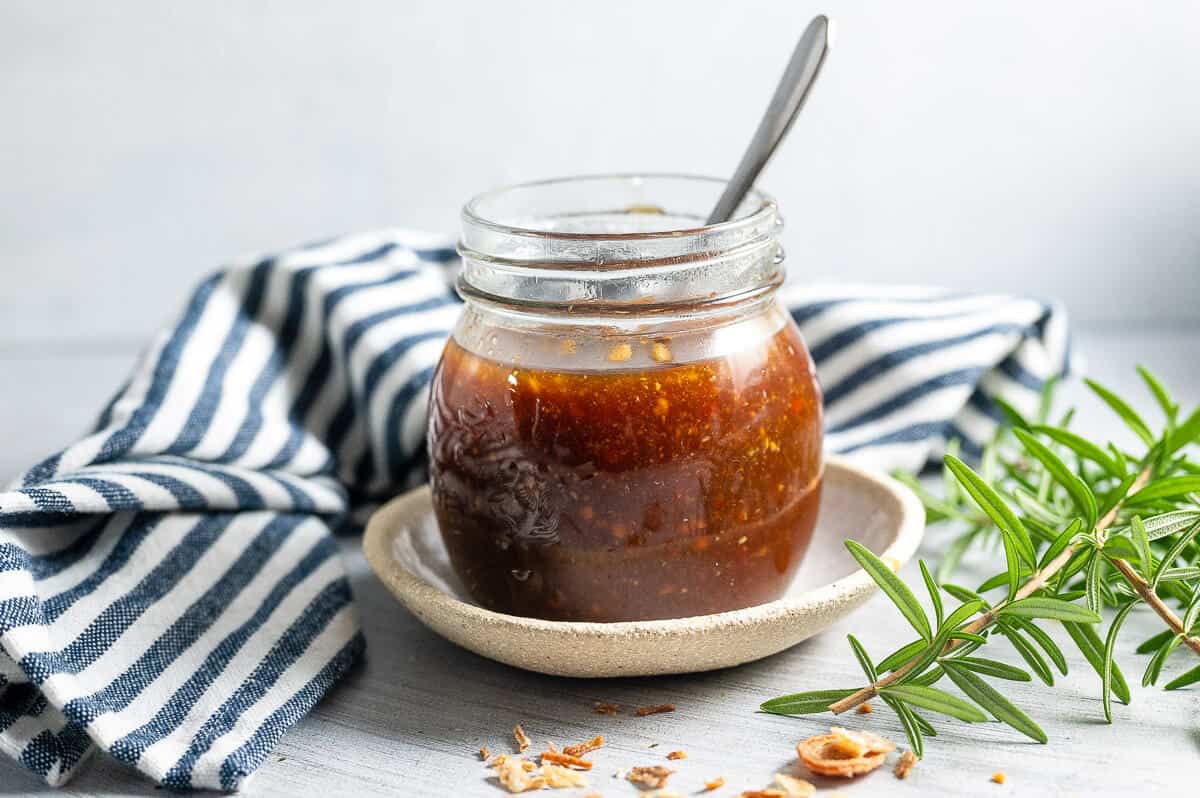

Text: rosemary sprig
xmin=762 ymin=367 xmax=1200 ymax=755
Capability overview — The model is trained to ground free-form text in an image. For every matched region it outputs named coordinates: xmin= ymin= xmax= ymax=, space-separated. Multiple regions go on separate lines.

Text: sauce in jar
xmin=430 ymin=174 xmax=824 ymax=622
xmin=429 ymin=321 xmax=823 ymax=621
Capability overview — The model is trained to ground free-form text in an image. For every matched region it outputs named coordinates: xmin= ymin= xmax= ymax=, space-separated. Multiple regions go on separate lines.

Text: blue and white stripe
xmin=1 ymin=230 xmax=1068 ymax=790
xmin=779 ymin=282 xmax=1072 ymax=466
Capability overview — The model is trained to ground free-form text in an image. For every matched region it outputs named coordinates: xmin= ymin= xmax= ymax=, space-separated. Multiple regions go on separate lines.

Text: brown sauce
xmin=427 ymin=323 xmax=823 ymax=621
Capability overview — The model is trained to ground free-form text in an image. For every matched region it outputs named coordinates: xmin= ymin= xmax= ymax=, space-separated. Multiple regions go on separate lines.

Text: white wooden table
xmin=3 ymin=325 xmax=1198 ymax=796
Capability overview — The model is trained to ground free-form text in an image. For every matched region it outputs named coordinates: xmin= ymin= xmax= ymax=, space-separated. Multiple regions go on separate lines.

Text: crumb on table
xmin=563 ymin=735 xmax=604 ymax=758
xmin=894 ymin=750 xmax=917 ymax=780
xmin=627 ymin=765 xmax=674 ymax=789
xmin=513 ymin=724 xmax=531 ymax=753
xmin=541 ymin=750 xmax=592 ymax=770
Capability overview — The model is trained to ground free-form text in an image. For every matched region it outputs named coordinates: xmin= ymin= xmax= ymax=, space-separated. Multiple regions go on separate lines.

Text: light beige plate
xmin=363 ymin=456 xmax=923 ymax=678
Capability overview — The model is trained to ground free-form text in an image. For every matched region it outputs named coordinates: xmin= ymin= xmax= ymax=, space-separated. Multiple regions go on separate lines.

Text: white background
xmin=2 ymin=0 xmax=1198 ymax=347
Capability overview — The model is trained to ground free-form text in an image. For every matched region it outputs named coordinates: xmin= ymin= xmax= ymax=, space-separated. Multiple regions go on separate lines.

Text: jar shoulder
xmin=448 ymin=298 xmax=815 ymax=373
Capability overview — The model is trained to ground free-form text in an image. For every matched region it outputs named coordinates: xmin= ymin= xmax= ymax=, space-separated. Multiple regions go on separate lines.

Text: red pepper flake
xmin=593 ymin=701 xmax=621 ymax=715
xmin=634 ymin=703 xmax=676 ymax=717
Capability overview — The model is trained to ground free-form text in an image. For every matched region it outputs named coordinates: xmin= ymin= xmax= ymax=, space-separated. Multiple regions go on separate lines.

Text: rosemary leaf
xmin=941 ymin=656 xmax=1031 ymax=682
xmin=1163 ymin=662 xmax=1200 ymax=691
xmin=881 ymin=695 xmax=924 ymax=759
xmin=909 ymin=707 xmax=938 ymax=737
xmin=1059 ymin=547 xmax=1094 ymax=584
xmin=1085 ymin=378 xmax=1155 ymax=446
xmin=877 ymin=639 xmax=927 ymax=673
xmin=1137 ymin=365 xmax=1178 ymax=423
xmin=847 ymin=634 xmax=878 ymax=683
xmin=1143 ymin=634 xmax=1182 ymax=687
xmin=942 ymin=583 xmax=987 ymax=606
xmin=1139 ymin=509 xmax=1200 ymax=540
xmin=1003 ymin=538 xmax=1021 ymax=601
xmin=1108 ymin=442 xmax=1129 ymax=475
xmin=1129 ymin=477 xmax=1200 ymax=506
xmin=1103 ymin=603 xmax=1137 ymax=723
xmin=760 ymin=689 xmax=857 ymax=716
xmin=1039 ymin=519 xmax=1083 ymax=570
xmin=880 ymin=685 xmax=988 ymax=723
xmin=920 ymin=560 xmax=945 ymax=628
xmin=945 ymin=456 xmax=1036 ymax=566
xmin=1014 ymin=428 xmax=1098 ymax=528
xmin=1098 ymin=471 xmax=1140 ymax=519
xmin=1165 ymin=406 xmax=1200 ymax=457
xmin=1102 ymin=536 xmax=1143 ymax=562
xmin=977 ymin=571 xmax=1012 ymax=595
xmin=997 ymin=622 xmax=1054 ymax=686
xmin=1085 ymin=554 xmax=1104 ymax=615
xmin=1065 ymin=621 xmax=1132 ymax=705
xmin=1131 ymin=516 xmax=1153 ymax=571
xmin=909 ymin=666 xmax=945 ymax=688
xmin=937 ymin=529 xmax=977 ymax=583
xmin=1011 ymin=486 xmax=1067 ymax=526
xmin=1183 ymin=582 xmax=1200 ymax=634
xmin=993 ymin=397 xmax=1032 ymax=431
xmin=997 ymin=596 xmax=1102 ymax=624
xmin=845 ymin=540 xmax=932 ymax=641
xmin=942 ymin=663 xmax=1048 ymax=743
xmin=1157 ymin=566 xmax=1200 ymax=582
xmin=1136 ymin=628 xmax=1176 ymax=654
xmin=1032 ymin=425 xmax=1122 ymax=478
xmin=942 ymin=438 xmax=963 ymax=505
xmin=1151 ymin=520 xmax=1200 ymax=590
xmin=891 ymin=470 xmax=963 ymax=524
xmin=940 ymin=599 xmax=988 ymax=634
xmin=1006 ymin=615 xmax=1069 ymax=675
xmin=1037 ymin=376 xmax=1059 ymax=425
xmin=895 ymin=601 xmax=986 ymax=686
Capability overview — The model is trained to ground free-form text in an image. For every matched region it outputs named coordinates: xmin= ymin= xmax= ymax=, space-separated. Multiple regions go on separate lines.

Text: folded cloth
xmin=0 ymin=230 xmax=1071 ymax=790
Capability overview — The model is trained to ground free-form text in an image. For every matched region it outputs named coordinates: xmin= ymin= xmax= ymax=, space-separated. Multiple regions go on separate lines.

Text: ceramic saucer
xmin=363 ymin=456 xmax=923 ymax=678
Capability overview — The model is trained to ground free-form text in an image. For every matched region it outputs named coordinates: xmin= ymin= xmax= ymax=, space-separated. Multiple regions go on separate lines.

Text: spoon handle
xmin=707 ymin=15 xmax=832 ymax=225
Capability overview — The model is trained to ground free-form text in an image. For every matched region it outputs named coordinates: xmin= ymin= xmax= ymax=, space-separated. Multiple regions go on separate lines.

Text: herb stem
xmin=829 ymin=466 xmax=1154 ymax=715
xmin=1108 ymin=556 xmax=1200 ymax=656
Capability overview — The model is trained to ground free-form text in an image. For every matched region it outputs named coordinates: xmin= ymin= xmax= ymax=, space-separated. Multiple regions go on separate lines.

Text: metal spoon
xmin=707 ymin=15 xmax=833 ymax=225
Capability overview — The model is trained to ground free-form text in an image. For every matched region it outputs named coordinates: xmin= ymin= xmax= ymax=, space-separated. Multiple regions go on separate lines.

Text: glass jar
xmin=428 ymin=174 xmax=823 ymax=622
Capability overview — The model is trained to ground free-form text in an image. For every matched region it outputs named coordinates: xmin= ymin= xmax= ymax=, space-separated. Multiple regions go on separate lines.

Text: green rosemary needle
xmin=761 ymin=367 xmax=1200 ymax=756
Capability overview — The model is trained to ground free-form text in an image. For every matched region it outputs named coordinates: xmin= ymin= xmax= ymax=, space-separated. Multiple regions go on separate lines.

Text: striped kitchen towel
xmin=0 ymin=229 xmax=1071 ymax=790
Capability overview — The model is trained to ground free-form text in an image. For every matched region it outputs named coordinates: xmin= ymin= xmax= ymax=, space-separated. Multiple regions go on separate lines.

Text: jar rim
xmin=461 ymin=172 xmax=776 ymax=242
xmin=457 ymin=173 xmax=784 ymax=314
